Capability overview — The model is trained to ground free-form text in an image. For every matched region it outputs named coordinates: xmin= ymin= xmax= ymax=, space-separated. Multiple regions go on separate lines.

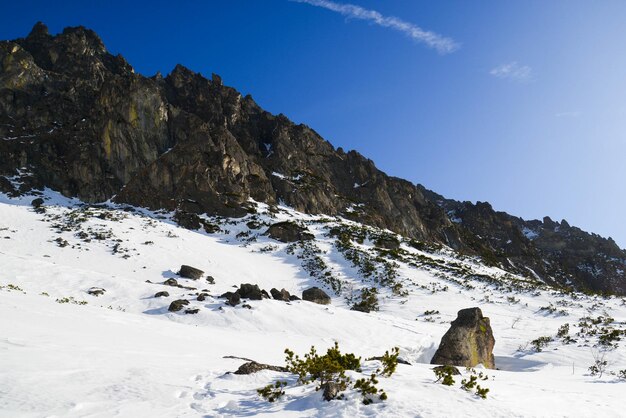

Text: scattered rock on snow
xmin=228 ymin=292 xmax=241 ymax=306
xmin=154 ymin=291 xmax=170 ymax=298
xmin=302 ymin=287 xmax=331 ymax=305
xmin=164 ymin=278 xmax=179 ymax=287
xmin=430 ymin=307 xmax=496 ymax=369
xmin=184 ymin=308 xmax=200 ymax=314
xmin=178 ymin=265 xmax=204 ymax=280
xmin=31 ymin=197 xmax=44 ymax=208
xmin=197 ymin=292 xmax=209 ymax=301
xmin=238 ymin=283 xmax=264 ymax=300
xmin=168 ymin=299 xmax=190 ymax=312
xmin=87 ymin=287 xmax=106 ymax=297
xmin=270 ymin=288 xmax=291 ymax=301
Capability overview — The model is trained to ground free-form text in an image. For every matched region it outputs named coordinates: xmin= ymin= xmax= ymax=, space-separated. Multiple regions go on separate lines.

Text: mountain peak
xmin=27 ymin=21 xmax=49 ymax=39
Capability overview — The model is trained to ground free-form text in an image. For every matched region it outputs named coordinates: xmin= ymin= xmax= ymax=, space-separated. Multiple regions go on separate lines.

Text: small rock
xmin=270 ymin=288 xmax=291 ymax=302
xmin=197 ymin=292 xmax=209 ymax=301
xmin=322 ymin=382 xmax=342 ymax=401
xmin=164 ymin=278 xmax=179 ymax=287
xmin=242 ymin=303 xmax=252 ymax=309
xmin=289 ymin=295 xmax=301 ymax=301
xmin=206 ymin=275 xmax=215 ymax=284
xmin=154 ymin=291 xmax=170 ymax=298
xmin=168 ymin=299 xmax=190 ymax=312
xmin=185 ymin=308 xmax=200 ymax=314
xmin=87 ymin=287 xmax=106 ymax=297
xmin=31 ymin=198 xmax=44 ymax=208
xmin=178 ymin=265 xmax=204 ymax=280
xmin=302 ymin=287 xmax=331 ymax=305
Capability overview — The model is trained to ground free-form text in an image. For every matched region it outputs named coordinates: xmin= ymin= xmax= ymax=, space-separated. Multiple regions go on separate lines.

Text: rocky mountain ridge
xmin=1 ymin=22 xmax=625 ymax=294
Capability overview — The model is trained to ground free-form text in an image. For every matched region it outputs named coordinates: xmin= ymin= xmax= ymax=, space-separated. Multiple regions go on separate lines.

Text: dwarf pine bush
xmin=257 ymin=381 xmax=287 ymax=402
xmin=259 ymin=342 xmax=398 ymax=404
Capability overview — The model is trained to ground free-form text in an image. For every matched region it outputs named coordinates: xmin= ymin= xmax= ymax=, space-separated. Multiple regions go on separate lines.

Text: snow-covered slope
xmin=1 ymin=190 xmax=625 ymax=417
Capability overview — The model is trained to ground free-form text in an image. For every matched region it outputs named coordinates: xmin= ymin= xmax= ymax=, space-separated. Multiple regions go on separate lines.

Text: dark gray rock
xmin=265 ymin=222 xmax=314 ymax=243
xmin=322 ymin=382 xmax=342 ymax=401
xmin=289 ymin=295 xmax=301 ymax=301
xmin=270 ymin=288 xmax=291 ymax=301
xmin=228 ymin=292 xmax=241 ymax=306
xmin=168 ymin=299 xmax=190 ymax=312
xmin=233 ymin=361 xmax=287 ymax=375
xmin=178 ymin=265 xmax=204 ymax=280
xmin=238 ymin=283 xmax=263 ymax=300
xmin=431 ymin=307 xmax=496 ymax=369
xmin=375 ymin=236 xmax=401 ymax=250
xmin=164 ymin=278 xmax=179 ymax=287
xmin=154 ymin=291 xmax=170 ymax=298
xmin=184 ymin=308 xmax=199 ymax=314
xmin=302 ymin=287 xmax=331 ymax=305
xmin=31 ymin=197 xmax=44 ymax=208
xmin=197 ymin=292 xmax=209 ymax=301
xmin=87 ymin=287 xmax=105 ymax=296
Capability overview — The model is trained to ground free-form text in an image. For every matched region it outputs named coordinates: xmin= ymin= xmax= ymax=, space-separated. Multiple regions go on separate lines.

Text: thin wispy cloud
xmin=291 ymin=0 xmax=459 ymax=54
xmin=490 ymin=62 xmax=533 ymax=82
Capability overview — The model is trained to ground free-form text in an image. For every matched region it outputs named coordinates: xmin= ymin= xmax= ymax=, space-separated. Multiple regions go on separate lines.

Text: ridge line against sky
xmin=290 ymin=0 xmax=459 ymax=54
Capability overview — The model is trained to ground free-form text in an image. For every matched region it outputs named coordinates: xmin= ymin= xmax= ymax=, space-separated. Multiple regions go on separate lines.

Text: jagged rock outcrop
xmin=431 ymin=307 xmax=495 ymax=369
xmin=1 ymin=23 xmax=626 ymax=294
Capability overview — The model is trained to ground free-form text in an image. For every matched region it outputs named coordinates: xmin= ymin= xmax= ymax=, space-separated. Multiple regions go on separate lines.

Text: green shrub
xmin=351 ymin=287 xmax=379 ymax=313
xmin=434 ymin=366 xmax=457 ymax=386
xmin=257 ymin=381 xmax=287 ymax=402
xmin=284 ymin=342 xmax=360 ymax=389
xmin=530 ymin=336 xmax=553 ymax=352
xmin=379 ymin=347 xmax=399 ymax=377
xmin=354 ymin=373 xmax=386 ymax=404
xmin=258 ymin=343 xmax=397 ymax=404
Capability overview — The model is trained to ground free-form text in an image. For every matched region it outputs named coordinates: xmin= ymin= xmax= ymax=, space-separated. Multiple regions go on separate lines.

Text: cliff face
xmin=2 ymin=23 xmax=625 ymax=294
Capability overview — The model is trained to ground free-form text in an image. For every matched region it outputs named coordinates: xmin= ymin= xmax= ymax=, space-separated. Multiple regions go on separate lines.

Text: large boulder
xmin=178 ymin=265 xmax=204 ymax=280
xmin=430 ymin=307 xmax=495 ymax=369
xmin=265 ymin=221 xmax=314 ymax=243
xmin=302 ymin=287 xmax=331 ymax=305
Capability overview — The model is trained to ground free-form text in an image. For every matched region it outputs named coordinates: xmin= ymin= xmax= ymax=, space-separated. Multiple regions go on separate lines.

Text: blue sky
xmin=2 ymin=0 xmax=626 ymax=247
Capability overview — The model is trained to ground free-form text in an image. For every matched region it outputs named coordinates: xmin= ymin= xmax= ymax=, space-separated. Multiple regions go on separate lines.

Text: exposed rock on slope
xmin=1 ymin=23 xmax=626 ymax=294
